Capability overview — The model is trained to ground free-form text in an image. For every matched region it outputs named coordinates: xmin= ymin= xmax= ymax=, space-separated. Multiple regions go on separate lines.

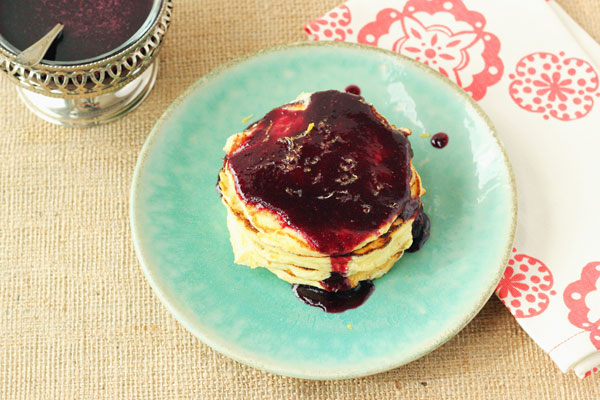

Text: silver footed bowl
xmin=0 ymin=0 xmax=172 ymax=126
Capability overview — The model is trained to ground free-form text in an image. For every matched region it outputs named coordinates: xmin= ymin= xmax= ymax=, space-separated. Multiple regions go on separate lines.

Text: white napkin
xmin=306 ymin=0 xmax=600 ymax=379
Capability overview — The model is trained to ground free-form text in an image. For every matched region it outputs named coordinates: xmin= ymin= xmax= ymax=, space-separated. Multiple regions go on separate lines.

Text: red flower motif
xmin=533 ymin=71 xmax=575 ymax=102
xmin=563 ymin=262 xmax=600 ymax=350
xmin=394 ymin=15 xmax=478 ymax=80
xmin=497 ymin=266 xmax=529 ymax=299
xmin=496 ymin=248 xmax=556 ymax=318
xmin=509 ymin=51 xmax=600 ymax=121
xmin=305 ymin=5 xmax=353 ymax=41
xmin=355 ymin=0 xmax=503 ymax=101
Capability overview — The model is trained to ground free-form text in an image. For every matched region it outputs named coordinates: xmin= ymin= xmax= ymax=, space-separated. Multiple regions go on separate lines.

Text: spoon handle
xmin=15 ymin=23 xmax=64 ymax=66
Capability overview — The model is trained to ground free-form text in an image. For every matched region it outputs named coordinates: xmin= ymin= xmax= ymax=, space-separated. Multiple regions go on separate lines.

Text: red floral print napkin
xmin=306 ymin=0 xmax=600 ymax=379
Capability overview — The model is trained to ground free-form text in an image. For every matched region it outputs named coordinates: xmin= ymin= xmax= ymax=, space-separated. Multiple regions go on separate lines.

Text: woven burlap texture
xmin=1 ymin=1 xmax=599 ymax=399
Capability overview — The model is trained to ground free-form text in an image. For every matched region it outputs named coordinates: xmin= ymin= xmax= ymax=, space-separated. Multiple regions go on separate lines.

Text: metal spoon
xmin=15 ymin=23 xmax=64 ymax=66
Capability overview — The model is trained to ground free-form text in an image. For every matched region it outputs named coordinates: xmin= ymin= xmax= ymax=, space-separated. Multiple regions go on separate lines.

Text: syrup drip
xmin=330 ymin=256 xmax=351 ymax=274
xmin=321 ymin=273 xmax=352 ymax=292
xmin=406 ymin=206 xmax=430 ymax=253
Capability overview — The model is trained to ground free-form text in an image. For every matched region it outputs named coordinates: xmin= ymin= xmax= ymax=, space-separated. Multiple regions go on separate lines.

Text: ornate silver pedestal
xmin=0 ymin=0 xmax=172 ymax=127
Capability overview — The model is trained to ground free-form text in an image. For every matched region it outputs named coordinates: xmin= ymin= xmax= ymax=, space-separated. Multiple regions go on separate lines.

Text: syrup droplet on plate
xmin=431 ymin=132 xmax=449 ymax=148
xmin=344 ymin=85 xmax=361 ymax=95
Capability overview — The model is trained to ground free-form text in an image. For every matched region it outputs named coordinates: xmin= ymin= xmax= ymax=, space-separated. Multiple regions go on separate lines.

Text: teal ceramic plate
xmin=131 ymin=42 xmax=516 ymax=379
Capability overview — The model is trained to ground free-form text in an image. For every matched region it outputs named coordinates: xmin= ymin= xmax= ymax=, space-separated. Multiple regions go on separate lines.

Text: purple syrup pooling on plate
xmin=292 ymin=279 xmax=374 ymax=313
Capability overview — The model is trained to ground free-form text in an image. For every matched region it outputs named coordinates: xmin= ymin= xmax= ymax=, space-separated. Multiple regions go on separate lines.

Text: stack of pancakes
xmin=218 ymin=91 xmax=426 ymax=290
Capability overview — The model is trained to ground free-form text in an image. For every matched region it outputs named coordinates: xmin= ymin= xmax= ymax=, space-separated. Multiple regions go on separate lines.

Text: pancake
xmin=218 ymin=90 xmax=428 ymax=291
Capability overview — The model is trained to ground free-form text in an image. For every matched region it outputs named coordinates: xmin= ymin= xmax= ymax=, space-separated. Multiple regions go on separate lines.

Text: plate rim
xmin=130 ymin=41 xmax=518 ymax=380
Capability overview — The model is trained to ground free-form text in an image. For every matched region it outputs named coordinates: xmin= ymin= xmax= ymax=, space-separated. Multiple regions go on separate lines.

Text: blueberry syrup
xmin=224 ymin=90 xmax=430 ymax=313
xmin=330 ymin=256 xmax=351 ymax=275
xmin=296 ymin=205 xmax=429 ymax=313
xmin=321 ymin=273 xmax=352 ymax=292
xmin=226 ymin=90 xmax=415 ymax=256
xmin=292 ymin=280 xmax=374 ymax=313
xmin=344 ymin=85 xmax=361 ymax=95
xmin=0 ymin=0 xmax=154 ymax=62
xmin=406 ymin=206 xmax=430 ymax=253
xmin=431 ymin=132 xmax=449 ymax=149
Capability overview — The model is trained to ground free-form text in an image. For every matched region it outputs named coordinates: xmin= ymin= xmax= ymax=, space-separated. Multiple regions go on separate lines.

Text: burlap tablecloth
xmin=1 ymin=1 xmax=599 ymax=398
